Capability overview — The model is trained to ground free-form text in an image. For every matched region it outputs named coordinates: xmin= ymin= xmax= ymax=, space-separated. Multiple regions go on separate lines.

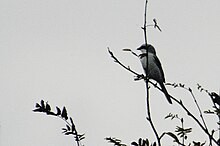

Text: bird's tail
xmin=160 ymin=83 xmax=172 ymax=104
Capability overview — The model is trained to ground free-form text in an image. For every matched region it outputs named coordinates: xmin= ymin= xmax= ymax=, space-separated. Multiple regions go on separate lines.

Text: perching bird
xmin=137 ymin=44 xmax=172 ymax=104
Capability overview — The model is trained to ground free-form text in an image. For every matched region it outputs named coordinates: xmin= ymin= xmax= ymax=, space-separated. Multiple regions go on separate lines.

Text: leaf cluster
xmin=131 ymin=138 xmax=156 ymax=146
xmin=175 ymin=126 xmax=192 ymax=139
xmin=105 ymin=137 xmax=127 ymax=146
xmin=33 ymin=100 xmax=85 ymax=145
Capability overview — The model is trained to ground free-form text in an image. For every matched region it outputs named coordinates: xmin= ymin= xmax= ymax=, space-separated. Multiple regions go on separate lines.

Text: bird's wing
xmin=154 ymin=55 xmax=166 ymax=82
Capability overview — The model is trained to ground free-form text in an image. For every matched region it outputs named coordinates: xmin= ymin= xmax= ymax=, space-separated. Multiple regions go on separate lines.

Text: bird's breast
xmin=140 ymin=53 xmax=163 ymax=82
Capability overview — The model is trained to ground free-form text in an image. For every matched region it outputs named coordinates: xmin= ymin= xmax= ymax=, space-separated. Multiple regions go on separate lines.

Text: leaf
xmin=64 ymin=131 xmax=73 ymax=135
xmin=204 ymin=110 xmax=214 ymax=114
xmin=79 ymin=136 xmax=85 ymax=141
xmin=145 ymin=138 xmax=149 ymax=146
xmin=45 ymin=102 xmax=51 ymax=111
xmin=166 ymin=132 xmax=180 ymax=144
xmin=179 ymin=83 xmax=185 ymax=87
xmin=164 ymin=113 xmax=172 ymax=119
xmin=78 ymin=133 xmax=85 ymax=138
xmin=35 ymin=103 xmax=41 ymax=108
xmin=56 ymin=106 xmax=61 ymax=115
xmin=212 ymin=92 xmax=220 ymax=106
xmin=138 ymin=138 xmax=142 ymax=146
xmin=62 ymin=128 xmax=67 ymax=133
xmin=77 ymin=133 xmax=86 ymax=141
xmin=61 ymin=106 xmax=68 ymax=120
xmin=33 ymin=108 xmax=43 ymax=112
xmin=193 ymin=141 xmax=206 ymax=146
xmin=197 ymin=83 xmax=201 ymax=89
xmin=66 ymin=124 xmax=71 ymax=131
xmin=188 ymin=88 xmax=192 ymax=92
xmin=122 ymin=48 xmax=131 ymax=52
xmin=70 ymin=117 xmax=76 ymax=130
xmin=175 ymin=126 xmax=192 ymax=138
xmin=70 ymin=117 xmax=74 ymax=125
xmin=40 ymin=100 xmax=45 ymax=109
xmin=165 ymin=113 xmax=178 ymax=120
xmin=131 ymin=142 xmax=138 ymax=146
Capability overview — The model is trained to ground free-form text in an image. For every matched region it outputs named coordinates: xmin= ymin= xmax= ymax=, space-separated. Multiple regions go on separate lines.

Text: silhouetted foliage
xmin=33 ymin=100 xmax=85 ymax=146
xmin=105 ymin=137 xmax=127 ymax=146
xmin=131 ymin=138 xmax=156 ymax=146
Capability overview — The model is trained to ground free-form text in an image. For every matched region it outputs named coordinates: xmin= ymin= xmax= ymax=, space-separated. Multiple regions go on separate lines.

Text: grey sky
xmin=0 ymin=0 xmax=220 ymax=146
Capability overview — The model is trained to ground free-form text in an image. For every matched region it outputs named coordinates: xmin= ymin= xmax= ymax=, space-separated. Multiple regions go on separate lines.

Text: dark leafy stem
xmin=170 ymin=95 xmax=218 ymax=145
xmin=131 ymin=138 xmax=156 ymax=146
xmin=165 ymin=113 xmax=192 ymax=145
xmin=197 ymin=84 xmax=220 ymax=145
xmin=166 ymin=83 xmax=219 ymax=145
xmin=166 ymin=83 xmax=208 ymax=132
xmin=33 ymin=100 xmax=85 ymax=146
xmin=105 ymin=137 xmax=127 ymax=146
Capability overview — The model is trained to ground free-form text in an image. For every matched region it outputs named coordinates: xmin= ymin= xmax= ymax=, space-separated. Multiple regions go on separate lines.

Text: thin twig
xmin=142 ymin=1 xmax=161 ymax=146
xmin=162 ymin=84 xmax=218 ymax=145
xmin=142 ymin=0 xmax=148 ymax=46
xmin=189 ymin=89 xmax=208 ymax=131
xmin=145 ymin=81 xmax=161 ymax=146
xmin=58 ymin=116 xmax=80 ymax=146
xmin=171 ymin=97 xmax=218 ymax=145
xmin=108 ymin=48 xmax=144 ymax=80
xmin=167 ymin=83 xmax=209 ymax=134
xmin=181 ymin=118 xmax=185 ymax=145
xmin=198 ymin=87 xmax=220 ymax=145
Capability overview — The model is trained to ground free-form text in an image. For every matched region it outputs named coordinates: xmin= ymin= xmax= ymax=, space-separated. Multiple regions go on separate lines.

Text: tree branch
xmin=108 ymin=48 xmax=144 ymax=80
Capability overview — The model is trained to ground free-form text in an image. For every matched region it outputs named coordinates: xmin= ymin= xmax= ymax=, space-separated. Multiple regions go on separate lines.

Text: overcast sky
xmin=0 ymin=0 xmax=220 ymax=146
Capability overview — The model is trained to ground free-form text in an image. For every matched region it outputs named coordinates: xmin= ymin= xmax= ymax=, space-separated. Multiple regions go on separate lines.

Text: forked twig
xmin=108 ymin=48 xmax=144 ymax=80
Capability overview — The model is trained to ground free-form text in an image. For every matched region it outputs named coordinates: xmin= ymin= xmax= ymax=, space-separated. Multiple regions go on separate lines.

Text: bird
xmin=137 ymin=44 xmax=172 ymax=104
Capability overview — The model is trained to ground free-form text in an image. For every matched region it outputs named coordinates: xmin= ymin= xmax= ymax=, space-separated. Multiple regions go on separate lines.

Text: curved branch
xmin=108 ymin=48 xmax=144 ymax=80
xmin=171 ymin=97 xmax=218 ymax=145
xmin=189 ymin=89 xmax=208 ymax=131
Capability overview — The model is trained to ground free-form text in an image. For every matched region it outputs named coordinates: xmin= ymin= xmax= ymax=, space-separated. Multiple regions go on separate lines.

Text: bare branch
xmin=108 ymin=48 xmax=144 ymax=80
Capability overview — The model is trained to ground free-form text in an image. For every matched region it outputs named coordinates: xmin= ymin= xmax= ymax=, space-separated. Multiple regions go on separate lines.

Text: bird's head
xmin=137 ymin=44 xmax=156 ymax=55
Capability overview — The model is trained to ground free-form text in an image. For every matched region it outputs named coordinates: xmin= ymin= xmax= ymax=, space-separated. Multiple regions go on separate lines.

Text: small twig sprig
xmin=108 ymin=48 xmax=144 ymax=81
xmin=197 ymin=84 xmax=220 ymax=111
xmin=146 ymin=19 xmax=162 ymax=32
xmin=105 ymin=137 xmax=127 ymax=146
xmin=166 ymin=83 xmax=208 ymax=130
xmin=165 ymin=83 xmax=218 ymax=145
xmin=197 ymin=84 xmax=220 ymax=145
xmin=131 ymin=138 xmax=156 ymax=146
xmin=165 ymin=113 xmax=192 ymax=145
xmin=33 ymin=100 xmax=85 ymax=146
